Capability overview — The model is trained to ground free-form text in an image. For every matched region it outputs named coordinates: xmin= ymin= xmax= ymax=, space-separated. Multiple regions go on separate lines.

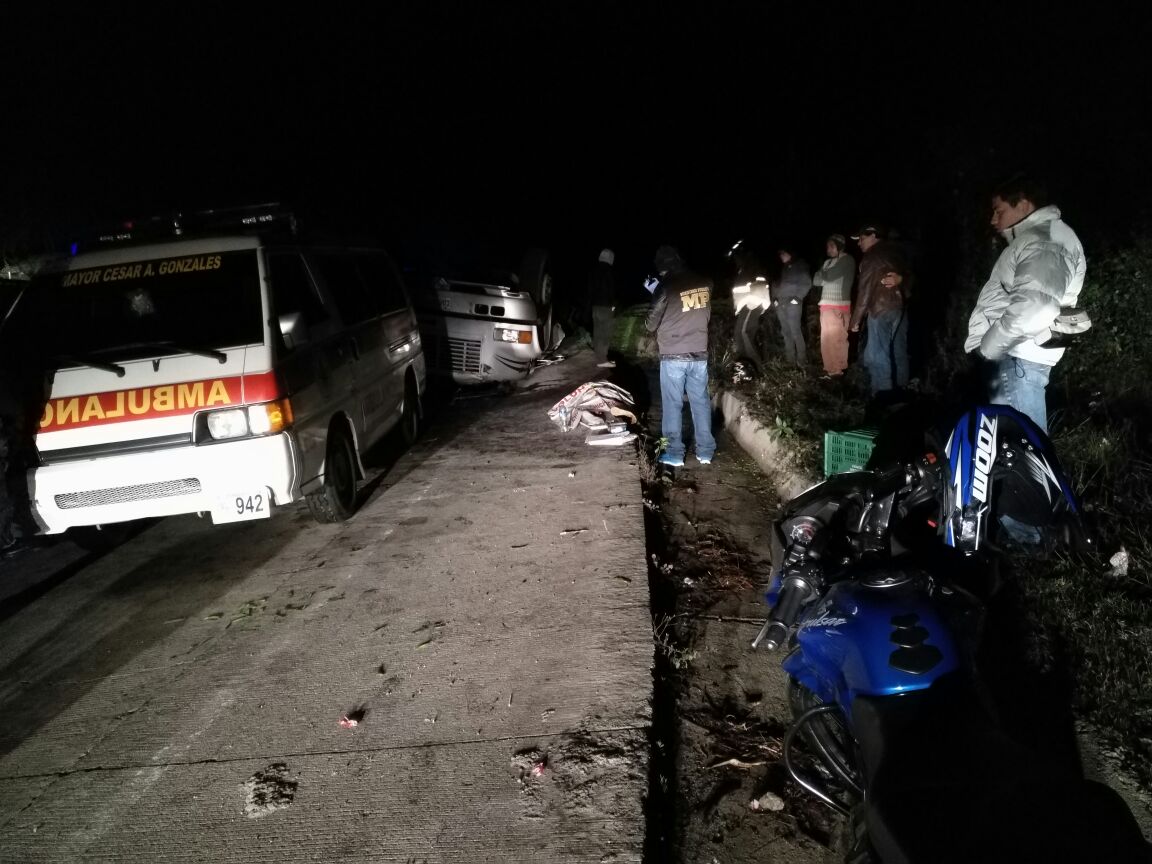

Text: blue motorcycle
xmin=753 ymin=405 xmax=1150 ymax=863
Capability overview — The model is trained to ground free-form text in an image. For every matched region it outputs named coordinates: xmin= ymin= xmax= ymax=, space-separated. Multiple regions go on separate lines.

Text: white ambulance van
xmin=8 ymin=207 xmax=425 ymax=534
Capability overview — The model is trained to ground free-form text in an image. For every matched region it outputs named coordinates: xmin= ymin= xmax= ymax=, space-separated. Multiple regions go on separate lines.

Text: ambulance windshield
xmin=17 ymin=250 xmax=263 ymax=365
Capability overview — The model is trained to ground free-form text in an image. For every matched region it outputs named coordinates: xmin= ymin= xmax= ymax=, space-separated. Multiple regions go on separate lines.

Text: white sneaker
xmin=596 ymin=360 xmax=616 ymax=368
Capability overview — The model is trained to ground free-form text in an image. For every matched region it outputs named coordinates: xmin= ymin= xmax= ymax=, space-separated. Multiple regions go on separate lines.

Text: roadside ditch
xmin=636 ymin=422 xmax=842 ymax=864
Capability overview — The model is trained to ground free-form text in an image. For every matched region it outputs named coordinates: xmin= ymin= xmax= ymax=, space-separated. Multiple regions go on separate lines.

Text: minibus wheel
xmin=520 ymin=247 xmax=555 ymax=351
xmin=307 ymin=428 xmax=358 ymax=523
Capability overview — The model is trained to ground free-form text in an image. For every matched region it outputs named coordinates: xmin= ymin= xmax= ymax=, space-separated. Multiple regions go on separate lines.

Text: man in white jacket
xmin=965 ymin=176 xmax=1085 ymax=433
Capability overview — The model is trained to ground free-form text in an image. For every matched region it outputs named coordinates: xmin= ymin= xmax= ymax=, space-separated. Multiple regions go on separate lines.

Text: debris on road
xmin=339 ymin=706 xmax=367 ymax=728
xmin=749 ymin=790 xmax=786 ymax=812
xmin=560 ymin=528 xmax=589 ymax=537
xmin=547 ymin=381 xmax=639 ymax=447
xmin=586 ymin=431 xmax=635 ymax=446
xmin=708 ymin=758 xmax=766 ymax=771
xmin=241 ymin=763 xmax=298 ymax=818
xmin=1109 ymin=546 xmax=1129 ymax=578
xmin=512 ymin=747 xmax=548 ymax=786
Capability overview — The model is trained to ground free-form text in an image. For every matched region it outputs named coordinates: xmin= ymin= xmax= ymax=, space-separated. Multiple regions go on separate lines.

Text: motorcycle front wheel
xmin=787 ymin=675 xmax=863 ymax=798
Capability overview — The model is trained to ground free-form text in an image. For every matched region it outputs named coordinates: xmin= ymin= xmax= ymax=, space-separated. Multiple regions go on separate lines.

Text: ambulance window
xmin=314 ymin=253 xmax=380 ymax=325
xmin=357 ymin=253 xmax=409 ymax=314
xmin=269 ymin=253 xmax=328 ymax=326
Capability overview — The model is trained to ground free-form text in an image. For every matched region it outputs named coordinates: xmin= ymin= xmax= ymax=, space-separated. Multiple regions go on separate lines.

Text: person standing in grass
xmin=813 ymin=233 xmax=855 ymax=378
xmin=849 ymin=224 xmax=911 ymax=395
xmin=965 ymin=174 xmax=1086 ymax=434
xmin=646 ymin=245 xmax=716 ymax=467
xmin=773 ymin=247 xmax=812 ymax=368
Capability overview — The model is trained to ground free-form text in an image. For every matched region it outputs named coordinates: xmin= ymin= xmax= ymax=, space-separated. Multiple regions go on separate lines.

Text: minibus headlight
xmin=206 ymin=409 xmax=249 ymax=440
xmin=494 ymin=327 xmax=533 ymax=344
xmin=247 ymin=399 xmax=294 ymax=435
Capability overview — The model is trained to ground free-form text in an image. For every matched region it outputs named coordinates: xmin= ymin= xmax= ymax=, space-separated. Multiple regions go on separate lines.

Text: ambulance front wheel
xmin=68 ymin=521 xmax=135 ymax=552
xmin=307 ymin=428 xmax=358 ymax=524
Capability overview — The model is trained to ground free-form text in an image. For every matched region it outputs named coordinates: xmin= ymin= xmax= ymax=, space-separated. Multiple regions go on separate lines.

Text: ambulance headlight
xmin=206 ymin=409 xmax=249 ymax=440
xmin=247 ymin=399 xmax=294 ymax=435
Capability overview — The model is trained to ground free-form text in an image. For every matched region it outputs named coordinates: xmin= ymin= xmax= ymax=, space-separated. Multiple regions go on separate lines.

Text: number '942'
xmin=235 ymin=495 xmax=264 ymax=515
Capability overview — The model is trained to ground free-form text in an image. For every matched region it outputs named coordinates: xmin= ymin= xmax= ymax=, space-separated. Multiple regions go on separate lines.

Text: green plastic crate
xmin=823 ymin=428 xmax=879 ymax=477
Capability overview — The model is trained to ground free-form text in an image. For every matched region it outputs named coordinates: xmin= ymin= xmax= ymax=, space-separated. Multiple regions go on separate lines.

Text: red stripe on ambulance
xmin=39 ymin=372 xmax=280 ymax=432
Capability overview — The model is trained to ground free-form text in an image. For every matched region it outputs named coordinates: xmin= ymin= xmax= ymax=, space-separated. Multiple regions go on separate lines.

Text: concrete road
xmin=0 ymin=354 xmax=652 ymax=863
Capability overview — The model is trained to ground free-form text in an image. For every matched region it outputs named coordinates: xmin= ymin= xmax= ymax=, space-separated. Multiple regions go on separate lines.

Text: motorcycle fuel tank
xmin=782 ymin=573 xmax=961 ymax=708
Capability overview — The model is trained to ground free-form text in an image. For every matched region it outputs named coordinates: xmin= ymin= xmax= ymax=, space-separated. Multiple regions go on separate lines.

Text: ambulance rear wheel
xmin=307 ymin=428 xmax=358 ymax=523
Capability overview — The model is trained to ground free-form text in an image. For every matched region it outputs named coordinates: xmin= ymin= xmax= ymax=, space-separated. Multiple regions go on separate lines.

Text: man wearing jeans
xmin=645 ymin=245 xmax=716 ymax=467
xmin=965 ymin=175 xmax=1085 ymax=433
xmin=849 ymin=225 xmax=911 ymax=395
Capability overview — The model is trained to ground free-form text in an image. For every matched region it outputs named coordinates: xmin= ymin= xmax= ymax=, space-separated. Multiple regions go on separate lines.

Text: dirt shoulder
xmin=639 ymin=416 xmax=842 ymax=863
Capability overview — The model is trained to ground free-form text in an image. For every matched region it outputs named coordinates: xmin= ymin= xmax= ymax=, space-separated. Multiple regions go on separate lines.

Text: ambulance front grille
xmin=55 ymin=478 xmax=202 ymax=510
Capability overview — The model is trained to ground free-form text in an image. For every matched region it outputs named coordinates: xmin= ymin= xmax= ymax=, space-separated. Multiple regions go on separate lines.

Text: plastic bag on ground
xmin=548 ymin=381 xmax=636 ymax=434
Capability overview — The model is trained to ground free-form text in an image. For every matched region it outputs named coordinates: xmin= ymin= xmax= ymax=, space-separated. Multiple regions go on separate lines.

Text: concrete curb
xmin=713 ymin=388 xmax=817 ymax=502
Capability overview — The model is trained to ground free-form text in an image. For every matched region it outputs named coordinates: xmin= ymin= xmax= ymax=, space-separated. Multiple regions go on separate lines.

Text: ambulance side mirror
xmin=278 ymin=312 xmax=310 ymax=351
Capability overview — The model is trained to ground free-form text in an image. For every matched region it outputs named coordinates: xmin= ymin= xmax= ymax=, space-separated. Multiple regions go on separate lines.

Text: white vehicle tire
xmin=307 ymin=427 xmax=358 ymax=524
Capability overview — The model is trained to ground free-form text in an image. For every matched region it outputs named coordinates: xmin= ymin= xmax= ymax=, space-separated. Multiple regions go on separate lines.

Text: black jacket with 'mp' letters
xmin=645 ymin=269 xmax=713 ymax=356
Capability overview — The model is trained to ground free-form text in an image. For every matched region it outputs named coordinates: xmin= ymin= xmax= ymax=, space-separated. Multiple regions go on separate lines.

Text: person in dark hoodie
xmin=588 ymin=248 xmax=618 ymax=368
xmin=645 ymin=245 xmax=715 ymax=467
xmin=773 ymin=247 xmax=812 ymax=367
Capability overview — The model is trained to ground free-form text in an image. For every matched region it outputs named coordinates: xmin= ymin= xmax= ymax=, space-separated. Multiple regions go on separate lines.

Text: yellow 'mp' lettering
xmin=680 ymin=288 xmax=711 ymax=311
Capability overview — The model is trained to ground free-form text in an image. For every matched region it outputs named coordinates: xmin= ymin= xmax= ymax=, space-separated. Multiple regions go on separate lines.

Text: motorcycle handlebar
xmin=752 ymin=573 xmax=811 ymax=652
xmin=871 ymin=464 xmax=913 ymax=501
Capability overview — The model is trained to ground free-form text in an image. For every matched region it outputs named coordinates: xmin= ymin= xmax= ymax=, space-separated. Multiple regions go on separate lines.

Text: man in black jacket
xmin=645 ymin=245 xmax=715 ymax=467
xmin=774 ymin=247 xmax=812 ymax=367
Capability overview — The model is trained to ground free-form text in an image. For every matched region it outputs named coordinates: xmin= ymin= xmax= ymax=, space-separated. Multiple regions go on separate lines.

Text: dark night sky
xmin=4 ymin=4 xmax=1151 ymax=278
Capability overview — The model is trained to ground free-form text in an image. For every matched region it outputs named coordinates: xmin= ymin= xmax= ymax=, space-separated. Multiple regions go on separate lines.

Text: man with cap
xmin=588 ymin=248 xmax=618 ymax=368
xmin=849 ymin=224 xmax=911 ymax=395
xmin=812 ymin=233 xmax=855 ymax=377
xmin=645 ymin=245 xmax=716 ymax=467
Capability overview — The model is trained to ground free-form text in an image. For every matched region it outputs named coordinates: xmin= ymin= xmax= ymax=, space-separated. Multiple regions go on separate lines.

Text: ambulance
xmin=7 ymin=206 xmax=425 ymax=535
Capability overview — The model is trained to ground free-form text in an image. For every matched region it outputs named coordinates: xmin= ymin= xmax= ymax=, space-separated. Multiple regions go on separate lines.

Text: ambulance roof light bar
xmin=75 ymin=203 xmax=298 ymax=253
